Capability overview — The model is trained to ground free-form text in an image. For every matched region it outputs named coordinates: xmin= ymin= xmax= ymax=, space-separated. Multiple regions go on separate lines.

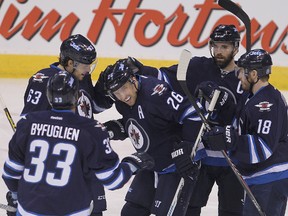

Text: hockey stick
xmin=218 ymin=0 xmax=251 ymax=52
xmin=0 ymin=203 xmax=16 ymax=212
xmin=221 ymin=152 xmax=266 ymax=216
xmin=168 ymin=50 xmax=220 ymax=215
xmin=217 ymin=2 xmax=266 ymax=214
xmin=0 ymin=94 xmax=16 ymax=132
xmin=175 ymin=50 xmax=266 ymax=216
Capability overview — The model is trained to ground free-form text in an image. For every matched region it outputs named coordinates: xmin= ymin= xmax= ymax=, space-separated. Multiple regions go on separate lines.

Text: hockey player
xmin=102 ymin=59 xmax=203 ymax=216
xmin=100 ymin=25 xmax=244 ymax=215
xmin=21 ymin=34 xmax=110 ymax=117
xmin=20 ymin=34 xmax=109 ymax=215
xmin=202 ymin=49 xmax=288 ymax=216
xmin=2 ymin=71 xmax=154 ymax=216
xmin=177 ymin=24 xmax=245 ymax=216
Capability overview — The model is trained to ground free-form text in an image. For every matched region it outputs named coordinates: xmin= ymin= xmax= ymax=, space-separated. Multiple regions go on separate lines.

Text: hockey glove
xmin=195 ymin=81 xmax=233 ymax=111
xmin=122 ymin=152 xmax=155 ymax=174
xmin=171 ymin=141 xmax=200 ymax=181
xmin=103 ymin=119 xmax=127 ymax=140
xmin=6 ymin=191 xmax=17 ymax=216
xmin=126 ymin=56 xmax=143 ymax=73
xmin=94 ymin=67 xmax=114 ymax=109
xmin=202 ymin=125 xmax=237 ymax=151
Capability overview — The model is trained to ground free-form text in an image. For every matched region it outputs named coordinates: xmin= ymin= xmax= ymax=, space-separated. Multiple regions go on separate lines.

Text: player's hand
xmin=202 ymin=125 xmax=237 ymax=151
xmin=195 ymin=81 xmax=232 ymax=111
xmin=171 ymin=141 xmax=200 ymax=181
xmin=126 ymin=56 xmax=143 ymax=73
xmin=94 ymin=66 xmax=114 ymax=109
xmin=122 ymin=152 xmax=155 ymax=174
xmin=6 ymin=191 xmax=17 ymax=216
xmin=103 ymin=119 xmax=127 ymax=140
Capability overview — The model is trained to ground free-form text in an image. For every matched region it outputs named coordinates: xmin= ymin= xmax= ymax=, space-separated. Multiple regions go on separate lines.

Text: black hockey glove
xmin=126 ymin=56 xmax=143 ymax=73
xmin=195 ymin=81 xmax=233 ymax=111
xmin=6 ymin=191 xmax=17 ymax=216
xmin=94 ymin=66 xmax=114 ymax=109
xmin=122 ymin=152 xmax=155 ymax=174
xmin=171 ymin=141 xmax=200 ymax=181
xmin=103 ymin=119 xmax=127 ymax=140
xmin=202 ymin=125 xmax=237 ymax=151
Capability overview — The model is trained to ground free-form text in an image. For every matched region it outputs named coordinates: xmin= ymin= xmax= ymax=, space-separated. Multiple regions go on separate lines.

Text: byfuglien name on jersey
xmin=31 ymin=123 xmax=80 ymax=141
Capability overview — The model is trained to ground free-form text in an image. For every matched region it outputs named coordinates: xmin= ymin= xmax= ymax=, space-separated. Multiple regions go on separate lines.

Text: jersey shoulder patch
xmin=151 ymin=83 xmax=167 ymax=96
xmin=254 ymin=101 xmax=273 ymax=112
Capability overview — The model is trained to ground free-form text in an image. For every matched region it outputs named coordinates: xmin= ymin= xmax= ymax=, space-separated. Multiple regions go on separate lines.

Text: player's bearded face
xmin=212 ymin=42 xmax=235 ymax=69
xmin=113 ymin=80 xmax=138 ymax=106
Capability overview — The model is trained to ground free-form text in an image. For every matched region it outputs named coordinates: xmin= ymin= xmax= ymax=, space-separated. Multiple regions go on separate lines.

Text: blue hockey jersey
xmin=2 ymin=110 xmax=133 ymax=215
xmin=183 ymin=56 xmax=244 ymax=166
xmin=115 ymin=75 xmax=203 ymax=172
xmin=232 ymin=84 xmax=288 ymax=185
xmin=21 ymin=62 xmax=106 ymax=117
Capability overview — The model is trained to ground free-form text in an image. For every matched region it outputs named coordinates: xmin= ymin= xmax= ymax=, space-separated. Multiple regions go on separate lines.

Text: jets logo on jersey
xmin=126 ymin=118 xmax=150 ymax=152
xmin=255 ymin=101 xmax=273 ymax=112
xmin=77 ymin=90 xmax=93 ymax=118
xmin=151 ymin=84 xmax=166 ymax=96
xmin=32 ymin=73 xmax=49 ymax=83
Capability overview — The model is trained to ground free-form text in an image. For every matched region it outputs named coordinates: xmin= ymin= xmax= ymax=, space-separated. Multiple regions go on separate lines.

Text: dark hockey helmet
xmin=237 ymin=49 xmax=272 ymax=77
xmin=210 ymin=24 xmax=240 ymax=47
xmin=47 ymin=71 xmax=79 ymax=109
xmin=60 ymin=34 xmax=96 ymax=64
xmin=104 ymin=59 xmax=134 ymax=93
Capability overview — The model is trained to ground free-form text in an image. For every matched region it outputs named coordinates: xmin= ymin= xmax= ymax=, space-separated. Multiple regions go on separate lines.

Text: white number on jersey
xmin=27 ymin=89 xmax=42 ymax=105
xmin=167 ymin=91 xmax=184 ymax=110
xmin=103 ymin=138 xmax=112 ymax=154
xmin=23 ymin=140 xmax=76 ymax=187
xmin=257 ymin=119 xmax=272 ymax=134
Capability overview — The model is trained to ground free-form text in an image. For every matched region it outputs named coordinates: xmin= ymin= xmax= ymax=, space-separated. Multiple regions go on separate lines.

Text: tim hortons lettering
xmin=0 ymin=0 xmax=287 ymax=54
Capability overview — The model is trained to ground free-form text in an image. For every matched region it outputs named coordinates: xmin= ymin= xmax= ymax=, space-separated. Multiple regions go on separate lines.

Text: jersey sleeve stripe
xmin=2 ymin=170 xmax=22 ymax=180
xmin=5 ymin=159 xmax=24 ymax=171
xmin=248 ymin=135 xmax=260 ymax=164
xmin=104 ymin=169 xmax=125 ymax=190
xmin=258 ymin=137 xmax=272 ymax=159
xmin=95 ymin=159 xmax=120 ymax=180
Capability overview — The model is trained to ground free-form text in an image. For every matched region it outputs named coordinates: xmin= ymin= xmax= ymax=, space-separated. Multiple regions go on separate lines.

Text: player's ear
xmin=250 ymin=69 xmax=258 ymax=80
xmin=66 ymin=59 xmax=74 ymax=67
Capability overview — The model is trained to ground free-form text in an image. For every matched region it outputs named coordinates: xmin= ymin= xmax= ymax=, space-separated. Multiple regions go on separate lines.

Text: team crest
xmin=32 ymin=73 xmax=49 ymax=82
xmin=151 ymin=84 xmax=166 ymax=96
xmin=255 ymin=101 xmax=273 ymax=112
xmin=126 ymin=118 xmax=150 ymax=152
xmin=77 ymin=90 xmax=93 ymax=118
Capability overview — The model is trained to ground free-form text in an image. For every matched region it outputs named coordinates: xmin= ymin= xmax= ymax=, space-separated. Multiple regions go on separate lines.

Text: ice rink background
xmin=0 ymin=78 xmax=287 ymax=215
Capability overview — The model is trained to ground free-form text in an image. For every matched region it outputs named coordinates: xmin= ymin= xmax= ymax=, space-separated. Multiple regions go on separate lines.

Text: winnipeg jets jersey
xmin=115 ymin=75 xmax=202 ymax=172
xmin=183 ymin=56 xmax=244 ymax=166
xmin=233 ymin=84 xmax=288 ymax=185
xmin=2 ymin=110 xmax=133 ymax=215
xmin=21 ymin=62 xmax=104 ymax=118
